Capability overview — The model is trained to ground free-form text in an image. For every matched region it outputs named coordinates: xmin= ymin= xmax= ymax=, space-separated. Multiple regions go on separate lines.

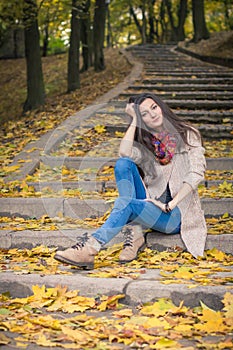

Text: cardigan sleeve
xmin=127 ymin=144 xmax=143 ymax=164
xmin=183 ymin=129 xmax=206 ymax=190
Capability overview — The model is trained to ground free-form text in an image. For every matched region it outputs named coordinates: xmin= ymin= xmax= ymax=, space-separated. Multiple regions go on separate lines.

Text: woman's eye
xmin=152 ymin=105 xmax=157 ymax=110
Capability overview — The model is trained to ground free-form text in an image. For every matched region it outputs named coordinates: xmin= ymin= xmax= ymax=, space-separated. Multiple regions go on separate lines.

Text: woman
xmin=54 ymin=93 xmax=207 ymax=269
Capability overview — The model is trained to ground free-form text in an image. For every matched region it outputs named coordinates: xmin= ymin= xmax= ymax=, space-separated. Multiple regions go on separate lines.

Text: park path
xmin=0 ymin=44 xmax=233 ymax=311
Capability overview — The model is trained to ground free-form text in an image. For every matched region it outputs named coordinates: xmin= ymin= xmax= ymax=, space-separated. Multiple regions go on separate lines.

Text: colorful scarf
xmin=151 ymin=131 xmax=177 ymax=165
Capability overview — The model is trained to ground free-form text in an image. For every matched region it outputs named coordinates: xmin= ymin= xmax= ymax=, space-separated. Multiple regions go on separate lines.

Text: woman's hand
xmin=125 ymin=103 xmax=137 ymax=126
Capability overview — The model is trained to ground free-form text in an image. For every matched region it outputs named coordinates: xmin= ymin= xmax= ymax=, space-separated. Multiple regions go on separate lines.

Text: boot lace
xmin=122 ymin=226 xmax=133 ymax=248
xmin=72 ymin=232 xmax=89 ymax=250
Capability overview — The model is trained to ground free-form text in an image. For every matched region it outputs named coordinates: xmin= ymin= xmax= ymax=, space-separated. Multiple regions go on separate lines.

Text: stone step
xmin=143 ymin=77 xmax=233 ymax=85
xmin=119 ymin=91 xmax=233 ymax=100
xmin=142 ymin=63 xmax=231 ymax=69
xmin=144 ymin=72 xmax=233 ymax=77
xmin=46 ymin=120 xmax=232 ymax=139
xmin=41 ymin=156 xmax=233 ymax=171
xmin=130 ymin=84 xmax=233 ymax=92
xmin=97 ymin=109 xmax=233 ymax=124
xmin=1 ymin=228 xmax=232 ymax=256
xmin=0 ymin=197 xmax=232 ymax=219
xmin=27 ymin=179 xmax=233 ymax=193
xmin=97 ymin=108 xmax=233 ymax=121
xmin=145 ymin=67 xmax=232 ymax=73
xmin=110 ymin=99 xmax=233 ymax=110
xmin=140 ymin=78 xmax=233 ymax=87
xmin=1 ymin=267 xmax=232 ymax=310
xmin=198 ymin=125 xmax=232 ymax=139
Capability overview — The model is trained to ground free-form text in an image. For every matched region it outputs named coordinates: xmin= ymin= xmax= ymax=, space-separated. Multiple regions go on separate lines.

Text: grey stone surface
xmin=41 ymin=155 xmax=117 ymax=169
xmin=41 ymin=155 xmax=233 ymax=170
xmin=201 ymin=198 xmax=233 ymax=216
xmin=1 ymin=229 xmax=232 ymax=254
xmin=207 ymin=157 xmax=233 ymax=170
xmin=27 ymin=179 xmax=232 ymax=192
xmin=63 ymin=198 xmax=110 ymax=219
xmin=0 ymin=273 xmax=128 ymax=299
xmin=125 ymin=281 xmax=232 ymax=309
xmin=0 ymin=270 xmax=232 ymax=310
xmin=0 ymin=197 xmax=232 ymax=219
xmin=0 ymin=198 xmax=64 ymax=219
xmin=146 ymin=232 xmax=233 ymax=255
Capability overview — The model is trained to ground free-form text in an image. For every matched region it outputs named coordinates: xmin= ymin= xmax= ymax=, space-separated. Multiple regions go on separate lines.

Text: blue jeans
xmin=93 ymin=157 xmax=181 ymax=245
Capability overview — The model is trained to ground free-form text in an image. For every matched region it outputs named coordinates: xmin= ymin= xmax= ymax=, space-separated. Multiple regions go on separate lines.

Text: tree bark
xmin=67 ymin=0 xmax=80 ymax=92
xmin=23 ymin=0 xmax=45 ymax=113
xmin=148 ymin=0 xmax=156 ymax=43
xmin=176 ymin=0 xmax=188 ymax=41
xmin=141 ymin=3 xmax=147 ymax=44
xmin=42 ymin=10 xmax=49 ymax=57
xmin=164 ymin=0 xmax=187 ymax=42
xmin=129 ymin=5 xmax=142 ymax=38
xmin=93 ymin=0 xmax=106 ymax=72
xmin=106 ymin=1 xmax=112 ymax=47
xmin=192 ymin=0 xmax=209 ymax=43
xmin=80 ymin=0 xmax=92 ymax=72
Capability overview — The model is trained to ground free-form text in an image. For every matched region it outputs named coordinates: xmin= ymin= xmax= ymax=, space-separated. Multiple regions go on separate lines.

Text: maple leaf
xmin=197 ymin=307 xmax=226 ymax=333
xmin=94 ymin=124 xmax=106 ymax=134
xmin=152 ymin=337 xmax=181 ymax=349
xmin=112 ymin=308 xmax=133 ymax=318
xmin=140 ymin=299 xmax=175 ymax=317
xmin=97 ymin=294 xmax=125 ymax=311
xmin=223 ymin=292 xmax=233 ymax=321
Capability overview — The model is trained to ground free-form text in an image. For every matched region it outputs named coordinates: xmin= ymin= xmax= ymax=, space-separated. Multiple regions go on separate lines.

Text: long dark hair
xmin=128 ymin=93 xmax=201 ymax=152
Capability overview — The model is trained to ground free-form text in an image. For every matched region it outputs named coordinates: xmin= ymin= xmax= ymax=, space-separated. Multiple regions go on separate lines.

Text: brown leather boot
xmin=119 ymin=224 xmax=145 ymax=264
xmin=54 ymin=233 xmax=101 ymax=270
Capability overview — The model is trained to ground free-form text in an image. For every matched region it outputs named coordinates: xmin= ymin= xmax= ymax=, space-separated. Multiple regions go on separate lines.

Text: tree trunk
xmin=42 ymin=10 xmax=49 ymax=57
xmin=23 ymin=0 xmax=45 ymax=113
xmin=164 ymin=0 xmax=188 ymax=42
xmin=148 ymin=0 xmax=156 ymax=43
xmin=164 ymin=0 xmax=177 ymax=42
xmin=159 ymin=0 xmax=167 ymax=43
xmin=176 ymin=0 xmax=188 ymax=41
xmin=106 ymin=1 xmax=112 ymax=47
xmin=141 ymin=4 xmax=147 ymax=44
xmin=192 ymin=0 xmax=209 ymax=43
xmin=129 ymin=5 xmax=142 ymax=38
xmin=67 ymin=0 xmax=80 ymax=92
xmin=93 ymin=0 xmax=106 ymax=72
xmin=80 ymin=0 xmax=91 ymax=72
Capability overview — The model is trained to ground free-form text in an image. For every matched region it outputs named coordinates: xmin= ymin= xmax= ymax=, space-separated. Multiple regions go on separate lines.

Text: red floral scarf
xmin=151 ymin=131 xmax=177 ymax=165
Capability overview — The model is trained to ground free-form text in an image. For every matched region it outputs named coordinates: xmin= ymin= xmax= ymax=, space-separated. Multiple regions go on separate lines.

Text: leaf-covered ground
xmin=0 ymin=283 xmax=232 ymax=349
xmin=0 ymin=245 xmax=233 ymax=348
xmin=0 ymin=213 xmax=233 ymax=236
xmin=178 ymin=30 xmax=233 ymax=59
xmin=0 ymin=48 xmax=131 ymax=169
xmin=0 ymin=244 xmax=233 ymax=283
xmin=0 ymin=178 xmax=232 ymax=199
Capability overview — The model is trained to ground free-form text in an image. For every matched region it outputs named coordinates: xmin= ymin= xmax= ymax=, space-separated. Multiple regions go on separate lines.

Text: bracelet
xmin=165 ymin=203 xmax=172 ymax=213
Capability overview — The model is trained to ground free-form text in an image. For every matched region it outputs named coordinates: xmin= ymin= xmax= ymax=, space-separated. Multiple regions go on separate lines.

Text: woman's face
xmin=139 ymin=98 xmax=163 ymax=131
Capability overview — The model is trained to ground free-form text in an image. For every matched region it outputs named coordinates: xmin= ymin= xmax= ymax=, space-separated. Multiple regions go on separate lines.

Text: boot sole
xmin=119 ymin=243 xmax=147 ymax=264
xmin=54 ymin=253 xmax=94 ymax=270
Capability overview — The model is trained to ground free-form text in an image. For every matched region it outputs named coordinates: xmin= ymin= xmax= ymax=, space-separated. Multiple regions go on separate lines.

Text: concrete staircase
xmin=0 ymin=45 xmax=232 ymax=308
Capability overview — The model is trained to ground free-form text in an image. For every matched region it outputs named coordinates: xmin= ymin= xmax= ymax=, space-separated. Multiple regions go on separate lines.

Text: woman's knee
xmin=114 ymin=157 xmax=135 ymax=174
xmin=113 ymin=197 xmax=130 ymax=210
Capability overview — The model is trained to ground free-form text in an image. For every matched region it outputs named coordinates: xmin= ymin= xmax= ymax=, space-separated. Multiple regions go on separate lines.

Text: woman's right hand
xmin=125 ymin=103 xmax=137 ymax=126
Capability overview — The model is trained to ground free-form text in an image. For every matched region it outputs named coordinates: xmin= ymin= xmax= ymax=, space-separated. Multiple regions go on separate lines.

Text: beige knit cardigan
xmin=130 ymin=128 xmax=207 ymax=258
